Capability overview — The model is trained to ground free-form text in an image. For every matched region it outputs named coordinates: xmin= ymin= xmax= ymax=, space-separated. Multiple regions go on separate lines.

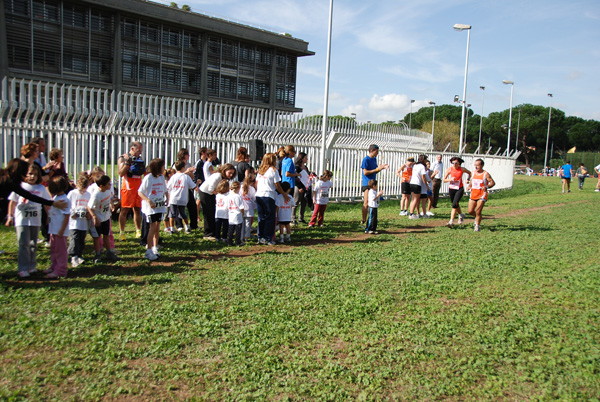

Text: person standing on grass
xmin=467 ymin=159 xmax=495 ymax=232
xmin=45 ymin=176 xmax=71 ymax=278
xmin=424 ymin=160 xmax=435 ymax=217
xmin=431 ymin=155 xmax=443 ymax=208
xmin=276 ymin=181 xmax=295 ymax=243
xmin=256 ymin=153 xmax=289 ymax=245
xmin=309 ymin=170 xmax=333 ymax=228
xmin=166 ymin=160 xmax=196 ymax=234
xmin=560 ymin=160 xmax=574 ymax=193
xmin=88 ymin=175 xmax=120 ymax=264
xmin=67 ymin=173 xmax=92 ymax=268
xmin=172 ymin=148 xmax=198 ymax=231
xmin=408 ymin=154 xmax=429 ymax=220
xmin=199 ymin=163 xmax=237 ymax=240
xmin=396 ymin=157 xmax=414 ymax=216
xmin=361 ymin=144 xmax=389 ymax=226
xmin=138 ymin=158 xmax=168 ymax=261
xmin=443 ymin=156 xmax=471 ymax=227
xmin=575 ymin=163 xmax=588 ymax=190
xmin=240 ymin=173 xmax=257 ymax=243
xmin=231 ymin=146 xmax=252 ymax=183
xmin=214 ymin=180 xmax=230 ymax=243
xmin=118 ymin=141 xmax=145 ymax=240
xmin=281 ymin=145 xmax=300 ymax=197
xmin=595 ymin=163 xmax=600 ymax=192
xmin=293 ymin=152 xmax=310 ymax=225
xmin=227 ymin=181 xmax=245 ymax=246
xmin=365 ymin=179 xmax=383 ymax=234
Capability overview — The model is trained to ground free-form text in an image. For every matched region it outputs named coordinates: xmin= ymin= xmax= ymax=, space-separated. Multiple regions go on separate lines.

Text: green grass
xmin=0 ymin=176 xmax=599 ymax=401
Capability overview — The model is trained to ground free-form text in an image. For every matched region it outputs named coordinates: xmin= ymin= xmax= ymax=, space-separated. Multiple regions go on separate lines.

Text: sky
xmin=157 ymin=0 xmax=600 ymax=124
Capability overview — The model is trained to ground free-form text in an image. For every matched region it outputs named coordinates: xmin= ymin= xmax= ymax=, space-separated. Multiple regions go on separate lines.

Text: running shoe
xmin=145 ymin=249 xmax=158 ymax=261
xmin=595 ymin=189 xmax=600 ymax=192
xmin=408 ymin=214 xmax=419 ymax=220
xmin=267 ymin=240 xmax=277 ymax=246
xmin=119 ymin=232 xmax=126 ymax=241
xmin=399 ymin=210 xmax=407 ymax=216
xmin=17 ymin=271 xmax=30 ymax=278
xmin=105 ymin=251 xmax=120 ymax=262
xmin=185 ymin=227 xmax=191 ymax=234
xmin=426 ymin=211 xmax=435 ymax=217
xmin=43 ymin=268 xmax=54 ymax=274
xmin=110 ymin=248 xmax=122 ymax=255
xmin=458 ymin=214 xmax=465 ymax=224
xmin=135 ymin=230 xmax=142 ymax=238
xmin=258 ymin=238 xmax=267 ymax=245
xmin=446 ymin=221 xmax=454 ymax=228
xmin=474 ymin=224 xmax=480 ymax=232
xmin=46 ymin=272 xmax=65 ymax=279
xmin=71 ymin=257 xmax=82 ymax=268
xmin=152 ymin=247 xmax=160 ymax=257
xmin=28 ymin=268 xmax=38 ymax=274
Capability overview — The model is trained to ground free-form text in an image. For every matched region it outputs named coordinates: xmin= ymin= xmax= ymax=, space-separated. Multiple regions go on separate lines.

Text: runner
xmin=395 ymin=157 xmax=414 ymax=216
xmin=560 ymin=160 xmax=574 ymax=193
xmin=467 ymin=159 xmax=495 ymax=232
xmin=408 ymin=154 xmax=429 ymax=220
xmin=117 ymin=141 xmax=145 ymax=239
xmin=443 ymin=156 xmax=471 ymax=227
xmin=361 ymin=145 xmax=389 ymax=226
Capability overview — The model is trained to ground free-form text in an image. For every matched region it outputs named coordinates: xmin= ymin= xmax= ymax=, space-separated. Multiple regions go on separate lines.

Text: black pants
xmin=140 ymin=212 xmax=150 ymax=246
xmin=68 ymin=229 xmax=87 ymax=257
xmin=432 ymin=179 xmax=442 ymax=208
xmin=227 ymin=223 xmax=243 ymax=246
xmin=200 ymin=191 xmax=216 ymax=237
xmin=215 ymin=218 xmax=229 ymax=241
xmin=293 ymin=188 xmax=308 ymax=222
xmin=365 ymin=207 xmax=378 ymax=232
xmin=449 ymin=187 xmax=464 ymax=209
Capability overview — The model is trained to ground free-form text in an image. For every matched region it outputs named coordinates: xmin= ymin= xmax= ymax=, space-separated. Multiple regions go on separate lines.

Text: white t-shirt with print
xmin=48 ymin=194 xmax=71 ymax=235
xmin=68 ymin=189 xmax=91 ymax=230
xmin=228 ymin=192 xmax=244 ymax=225
xmin=88 ymin=189 xmax=113 ymax=222
xmin=276 ymin=193 xmax=295 ymax=222
xmin=368 ymin=189 xmax=379 ymax=208
xmin=139 ymin=174 xmax=168 ymax=215
xmin=313 ymin=180 xmax=332 ymax=205
xmin=239 ymin=185 xmax=256 ymax=218
xmin=410 ymin=163 xmax=427 ymax=187
xmin=167 ymin=172 xmax=196 ymax=205
xmin=9 ymin=183 xmax=50 ymax=227
xmin=256 ymin=167 xmax=281 ymax=199
xmin=215 ymin=192 xmax=229 ymax=219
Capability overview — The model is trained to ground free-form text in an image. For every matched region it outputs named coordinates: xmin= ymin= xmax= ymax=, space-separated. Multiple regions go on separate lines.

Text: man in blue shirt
xmin=281 ymin=145 xmax=300 ymax=197
xmin=361 ymin=144 xmax=389 ymax=225
xmin=560 ymin=160 xmax=574 ymax=193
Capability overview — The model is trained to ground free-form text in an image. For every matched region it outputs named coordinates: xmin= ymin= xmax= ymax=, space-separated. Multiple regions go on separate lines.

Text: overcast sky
xmin=157 ymin=0 xmax=600 ymax=123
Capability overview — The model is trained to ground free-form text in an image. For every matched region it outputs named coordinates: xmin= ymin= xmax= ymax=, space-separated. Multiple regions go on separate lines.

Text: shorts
xmin=96 ymin=219 xmax=111 ymax=236
xmin=146 ymin=213 xmax=164 ymax=223
xmin=470 ymin=198 xmax=487 ymax=203
xmin=278 ymin=221 xmax=291 ymax=225
xmin=427 ymin=190 xmax=433 ymax=197
xmin=169 ymin=205 xmax=188 ymax=220
xmin=361 ymin=185 xmax=370 ymax=193
xmin=562 ymin=177 xmax=571 ymax=183
xmin=420 ymin=193 xmax=427 ymax=199
xmin=410 ymin=184 xmax=421 ymax=194
xmin=121 ymin=187 xmax=142 ymax=209
xmin=401 ymin=182 xmax=411 ymax=195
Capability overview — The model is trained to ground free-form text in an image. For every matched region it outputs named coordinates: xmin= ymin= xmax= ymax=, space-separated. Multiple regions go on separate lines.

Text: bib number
xmin=24 ymin=210 xmax=38 ymax=218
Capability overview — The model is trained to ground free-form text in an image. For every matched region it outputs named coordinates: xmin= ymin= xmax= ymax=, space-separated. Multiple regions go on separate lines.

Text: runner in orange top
xmin=467 ymin=158 xmax=495 ymax=232
xmin=442 ymin=156 xmax=471 ymax=227
xmin=395 ymin=157 xmax=414 ymax=216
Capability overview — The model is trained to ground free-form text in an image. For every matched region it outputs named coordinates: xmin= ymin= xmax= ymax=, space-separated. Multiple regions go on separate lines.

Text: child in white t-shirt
xmin=138 ymin=158 xmax=168 ymax=261
xmin=365 ymin=179 xmax=384 ymax=234
xmin=309 ymin=170 xmax=333 ymax=228
xmin=88 ymin=175 xmax=120 ymax=263
xmin=227 ymin=181 xmax=245 ymax=246
xmin=7 ymin=164 xmax=51 ymax=278
xmin=67 ymin=173 xmax=91 ymax=268
xmin=166 ymin=160 xmax=196 ymax=234
xmin=46 ymin=176 xmax=72 ymax=278
xmin=239 ymin=173 xmax=257 ymax=242
xmin=276 ymin=182 xmax=295 ymax=243
xmin=214 ymin=180 xmax=230 ymax=242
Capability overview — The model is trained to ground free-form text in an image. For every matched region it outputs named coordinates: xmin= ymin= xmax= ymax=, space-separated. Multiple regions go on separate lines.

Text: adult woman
xmin=408 ymin=154 xmax=429 ymax=220
xmin=293 ymin=152 xmax=310 ymax=224
xmin=256 ymin=153 xmax=289 ymax=245
xmin=443 ymin=156 xmax=472 ymax=227
xmin=20 ymin=143 xmax=47 ymax=182
xmin=576 ymin=163 xmax=588 ymax=190
xmin=198 ymin=163 xmax=236 ymax=240
xmin=467 ymin=158 xmax=495 ymax=232
xmin=231 ymin=146 xmax=251 ymax=183
xmin=280 ymin=145 xmax=300 ymax=197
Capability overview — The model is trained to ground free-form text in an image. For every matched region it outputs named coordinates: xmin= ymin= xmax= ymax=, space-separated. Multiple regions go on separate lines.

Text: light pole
xmin=319 ymin=0 xmax=334 ymax=174
xmin=464 ymin=104 xmax=471 ymax=149
xmin=454 ymin=23 xmax=471 ymax=154
xmin=515 ymin=108 xmax=521 ymax=153
xmin=478 ymin=86 xmax=485 ymax=153
xmin=409 ymin=99 xmax=415 ymax=130
xmin=428 ymin=101 xmax=436 ymax=138
xmin=502 ymin=80 xmax=514 ymax=156
xmin=544 ymin=94 xmax=553 ymax=170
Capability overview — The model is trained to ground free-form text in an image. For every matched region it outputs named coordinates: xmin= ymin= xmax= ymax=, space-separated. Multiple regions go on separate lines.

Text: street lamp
xmin=544 ymin=94 xmax=553 ymax=171
xmin=502 ymin=80 xmax=514 ymax=156
xmin=454 ymin=23 xmax=471 ymax=154
xmin=465 ymin=104 xmax=471 ymax=145
xmin=409 ymin=99 xmax=415 ymax=130
xmin=478 ymin=86 xmax=485 ymax=153
xmin=428 ymin=101 xmax=436 ymax=138
xmin=350 ymin=113 xmax=356 ymax=120
xmin=515 ymin=108 xmax=521 ymax=153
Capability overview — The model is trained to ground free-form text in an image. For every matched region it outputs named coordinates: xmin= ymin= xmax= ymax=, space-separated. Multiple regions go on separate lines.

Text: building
xmin=0 ymin=0 xmax=314 ymax=112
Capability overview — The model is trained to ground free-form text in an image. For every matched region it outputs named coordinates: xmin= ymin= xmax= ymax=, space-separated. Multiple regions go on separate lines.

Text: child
xmin=240 ymin=172 xmax=257 ymax=242
xmin=214 ymin=180 xmax=230 ymax=242
xmin=365 ymin=179 xmax=383 ymax=234
xmin=309 ymin=170 xmax=333 ymax=228
xmin=46 ymin=176 xmax=71 ymax=278
xmin=88 ymin=167 xmax=120 ymax=256
xmin=67 ymin=173 xmax=91 ymax=267
xmin=276 ymin=181 xmax=295 ymax=243
xmin=227 ymin=181 xmax=245 ymax=246
xmin=163 ymin=168 xmax=176 ymax=233
xmin=138 ymin=158 xmax=168 ymax=260
xmin=7 ymin=164 xmax=51 ymax=278
xmin=88 ymin=175 xmax=120 ymax=263
xmin=166 ymin=160 xmax=196 ymax=234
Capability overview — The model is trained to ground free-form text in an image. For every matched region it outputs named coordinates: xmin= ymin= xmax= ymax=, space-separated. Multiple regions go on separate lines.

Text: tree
xmin=181 ymin=4 xmax=191 ymax=11
xmin=421 ymin=119 xmax=460 ymax=152
xmin=170 ymin=2 xmax=179 ymax=8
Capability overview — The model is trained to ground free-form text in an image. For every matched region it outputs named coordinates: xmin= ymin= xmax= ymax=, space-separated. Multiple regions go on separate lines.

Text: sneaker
xmin=176 ymin=227 xmax=184 ymax=232
xmin=258 ymin=238 xmax=267 ymax=245
xmin=203 ymin=235 xmax=216 ymax=241
xmin=426 ymin=211 xmax=435 ymax=217
xmin=408 ymin=214 xmax=419 ymax=220
xmin=446 ymin=221 xmax=454 ymax=228
xmin=285 ymin=235 xmax=291 ymax=242
xmin=151 ymin=247 xmax=160 ymax=257
xmin=595 ymin=189 xmax=599 ymax=192
xmin=37 ymin=239 xmax=45 ymax=245
xmin=119 ymin=232 xmax=126 ymax=241
xmin=267 ymin=240 xmax=277 ymax=246
xmin=458 ymin=214 xmax=465 ymax=224
xmin=105 ymin=251 xmax=120 ymax=262
xmin=71 ymin=257 xmax=82 ymax=268
xmin=474 ymin=224 xmax=480 ymax=232
xmin=43 ymin=268 xmax=54 ymax=274
xmin=135 ymin=230 xmax=142 ymax=238
xmin=399 ymin=210 xmax=406 ymax=216
xmin=46 ymin=272 xmax=65 ymax=279
xmin=308 ymin=225 xmax=315 ymax=228
xmin=94 ymin=253 xmax=103 ymax=264
xmin=279 ymin=237 xmax=285 ymax=244
xmin=421 ymin=214 xmax=430 ymax=219
xmin=28 ymin=268 xmax=38 ymax=274
xmin=18 ymin=271 xmax=30 ymax=278
xmin=76 ymin=257 xmax=85 ymax=266
xmin=110 ymin=248 xmax=122 ymax=255
xmin=44 ymin=242 xmax=50 ymax=248
xmin=145 ymin=249 xmax=158 ymax=261
xmin=185 ymin=227 xmax=191 ymax=234
xmin=238 ymin=242 xmax=246 ymax=247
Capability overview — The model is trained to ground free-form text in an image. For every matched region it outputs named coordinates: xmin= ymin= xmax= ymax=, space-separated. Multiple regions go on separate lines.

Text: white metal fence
xmin=0 ymin=77 xmax=516 ymax=200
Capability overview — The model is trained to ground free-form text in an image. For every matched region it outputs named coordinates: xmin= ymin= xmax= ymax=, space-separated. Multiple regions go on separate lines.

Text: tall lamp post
xmin=319 ymin=0 xmax=334 ymax=174
xmin=544 ymin=94 xmax=553 ymax=170
xmin=502 ymin=80 xmax=514 ymax=156
xmin=478 ymin=86 xmax=485 ymax=153
xmin=409 ymin=99 xmax=415 ymax=130
xmin=454 ymin=23 xmax=471 ymax=155
xmin=428 ymin=101 xmax=436 ymax=138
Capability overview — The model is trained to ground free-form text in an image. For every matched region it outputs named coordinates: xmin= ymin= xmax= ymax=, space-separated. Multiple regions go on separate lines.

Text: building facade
xmin=0 ymin=0 xmax=313 ymax=112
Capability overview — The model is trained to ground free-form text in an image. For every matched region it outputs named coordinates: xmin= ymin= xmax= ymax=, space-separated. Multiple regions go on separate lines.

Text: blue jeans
xmin=256 ymin=196 xmax=276 ymax=241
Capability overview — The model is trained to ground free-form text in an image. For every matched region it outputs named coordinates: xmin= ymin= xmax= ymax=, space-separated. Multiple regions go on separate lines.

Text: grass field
xmin=1 ymin=176 xmax=599 ymax=401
